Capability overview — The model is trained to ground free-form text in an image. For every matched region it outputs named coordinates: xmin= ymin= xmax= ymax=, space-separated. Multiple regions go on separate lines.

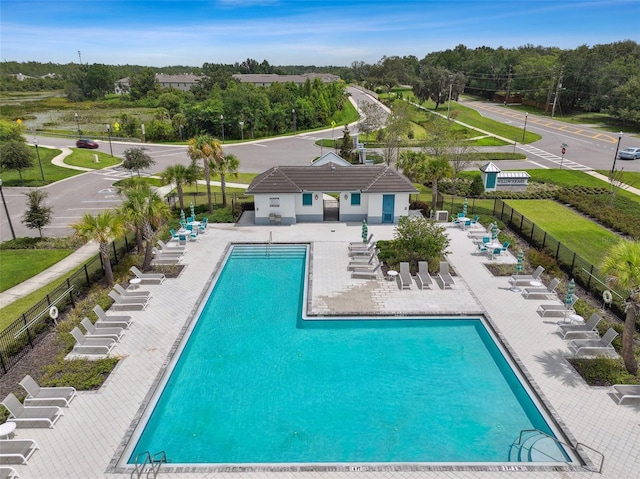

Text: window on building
xmin=269 ymin=197 xmax=280 ymax=207
xmin=302 ymin=193 xmax=312 ymax=206
xmin=351 ymin=193 xmax=361 ymax=205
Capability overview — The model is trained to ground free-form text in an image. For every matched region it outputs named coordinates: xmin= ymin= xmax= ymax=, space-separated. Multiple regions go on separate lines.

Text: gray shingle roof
xmin=246 ymin=163 xmax=418 ymax=194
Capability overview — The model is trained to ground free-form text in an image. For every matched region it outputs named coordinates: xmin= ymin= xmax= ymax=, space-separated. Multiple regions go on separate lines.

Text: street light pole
xmin=239 ymin=121 xmax=244 ymax=141
xmin=34 ymin=140 xmax=45 ymax=181
xmin=447 ymin=76 xmax=453 ymax=120
xmin=220 ymin=114 xmax=224 ymax=143
xmin=0 ymin=179 xmax=16 ymax=240
xmin=522 ymin=112 xmax=528 ymax=142
xmin=74 ymin=113 xmax=81 ymax=138
xmin=611 ymin=132 xmax=624 ymax=175
xmin=292 ymin=109 xmax=297 ymax=133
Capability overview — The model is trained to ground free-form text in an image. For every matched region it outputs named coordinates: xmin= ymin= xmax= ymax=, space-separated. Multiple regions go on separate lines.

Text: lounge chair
xmin=398 ymin=262 xmax=412 ymax=290
xmin=108 ymin=291 xmax=149 ymax=310
xmin=509 ymin=265 xmax=545 ymax=287
xmin=568 ymin=328 xmax=618 ymax=357
xmin=415 ymin=261 xmax=433 ymax=290
xmin=0 ymin=466 xmax=20 ymax=479
xmin=351 ymin=262 xmax=382 ymax=279
xmin=80 ymin=317 xmax=124 ymax=341
xmin=130 ymin=266 xmax=165 ymax=285
xmin=347 ymin=250 xmax=379 ymax=270
xmin=157 ymin=239 xmax=186 ymax=253
xmin=348 ymin=242 xmax=376 ymax=255
xmin=437 ymin=261 xmax=456 ymax=289
xmin=70 ymin=327 xmax=116 ymax=355
xmin=467 ymin=222 xmax=495 ymax=238
xmin=536 ymin=294 xmax=578 ymax=317
xmin=0 ymin=439 xmax=39 ymax=465
xmin=92 ymin=305 xmax=132 ymax=329
xmin=522 ymin=278 xmax=560 ymax=299
xmin=557 ymin=313 xmax=602 ymax=339
xmin=350 ymin=233 xmax=373 ymax=246
xmin=152 ymin=247 xmax=183 ymax=259
xmin=151 ymin=255 xmax=182 ymax=266
xmin=113 ymin=283 xmax=151 ymax=299
xmin=609 ymin=384 xmax=640 ymax=405
xmin=19 ymin=375 xmax=77 ymax=408
xmin=0 ymin=394 xmax=63 ymax=429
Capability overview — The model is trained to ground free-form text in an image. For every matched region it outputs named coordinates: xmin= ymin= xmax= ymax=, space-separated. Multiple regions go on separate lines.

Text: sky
xmin=2 ymin=0 xmax=639 ymax=67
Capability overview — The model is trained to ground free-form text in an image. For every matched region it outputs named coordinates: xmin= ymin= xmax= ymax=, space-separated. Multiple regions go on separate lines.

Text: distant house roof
xmin=232 ymin=73 xmax=340 ymax=86
xmin=246 ymin=162 xmax=418 ymax=194
xmin=311 ymin=151 xmax=351 ymax=167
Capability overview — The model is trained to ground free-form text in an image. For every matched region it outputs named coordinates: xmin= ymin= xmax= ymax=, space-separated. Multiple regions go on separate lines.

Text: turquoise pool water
xmin=128 ymin=244 xmax=566 ymax=464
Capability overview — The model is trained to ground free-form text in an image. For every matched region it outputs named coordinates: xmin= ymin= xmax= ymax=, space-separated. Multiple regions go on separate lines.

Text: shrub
xmin=40 ymin=357 xmax=120 ymax=390
xmin=568 ymin=357 xmax=639 ymax=386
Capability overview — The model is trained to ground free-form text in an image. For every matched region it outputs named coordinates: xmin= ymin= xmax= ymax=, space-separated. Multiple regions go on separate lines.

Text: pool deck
xmin=9 ymin=221 xmax=639 ymax=479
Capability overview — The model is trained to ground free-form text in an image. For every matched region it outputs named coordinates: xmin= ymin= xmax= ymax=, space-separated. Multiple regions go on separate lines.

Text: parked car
xmin=618 ymin=147 xmax=640 ymax=160
xmin=76 ymin=139 xmax=99 ymax=149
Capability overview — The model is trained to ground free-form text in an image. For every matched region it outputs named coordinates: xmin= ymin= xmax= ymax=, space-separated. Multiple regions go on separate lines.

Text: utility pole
xmin=77 ymin=50 xmax=82 ymax=65
xmin=551 ymin=67 xmax=564 ymax=118
xmin=505 ymin=64 xmax=512 ymax=105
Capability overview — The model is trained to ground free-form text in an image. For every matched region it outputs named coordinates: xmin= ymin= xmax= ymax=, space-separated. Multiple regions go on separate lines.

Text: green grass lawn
xmin=0 ymin=249 xmax=73 ymax=292
xmin=505 ymin=199 xmax=621 ymax=264
xmin=63 ymin=148 xmax=122 ymax=169
xmin=0 ymin=146 xmax=81 ymax=187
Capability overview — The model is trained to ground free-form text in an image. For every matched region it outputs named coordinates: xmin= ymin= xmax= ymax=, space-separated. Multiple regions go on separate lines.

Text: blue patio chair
xmin=476 ymin=243 xmax=487 ymax=255
xmin=457 ymin=212 xmax=465 ymax=219
xmin=186 ymin=216 xmax=194 ymax=223
xmin=178 ymin=234 xmax=187 ymax=246
xmin=186 ymin=224 xmax=193 ymax=231
xmin=201 ymin=217 xmax=208 ymax=228
xmin=169 ymin=229 xmax=178 ymax=241
xmin=502 ymin=241 xmax=510 ymax=252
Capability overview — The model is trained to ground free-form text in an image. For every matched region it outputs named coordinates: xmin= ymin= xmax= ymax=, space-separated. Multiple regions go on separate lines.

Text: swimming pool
xmin=123 ymin=244 xmax=574 ymax=467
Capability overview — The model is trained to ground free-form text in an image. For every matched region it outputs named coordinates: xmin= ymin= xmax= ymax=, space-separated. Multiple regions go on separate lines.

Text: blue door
xmin=382 ymin=195 xmax=395 ymax=223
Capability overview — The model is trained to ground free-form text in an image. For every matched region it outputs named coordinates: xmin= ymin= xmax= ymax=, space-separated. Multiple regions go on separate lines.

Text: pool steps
xmin=231 ymin=244 xmax=306 ymax=259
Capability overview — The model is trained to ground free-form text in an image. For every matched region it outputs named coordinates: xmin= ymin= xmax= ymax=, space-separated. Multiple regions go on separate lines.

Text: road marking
xmin=518 ymin=145 xmax=592 ymax=171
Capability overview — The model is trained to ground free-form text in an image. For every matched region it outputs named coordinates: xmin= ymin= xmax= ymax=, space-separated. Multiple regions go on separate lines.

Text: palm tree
xmin=71 ymin=210 xmax=125 ymax=286
xmin=120 ymin=184 xmax=170 ymax=271
xmin=161 ymin=163 xmax=198 ymax=211
xmin=600 ymin=240 xmax=640 ymax=375
xmin=188 ymin=135 xmax=223 ymax=214
xmin=210 ymin=153 xmax=240 ymax=208
xmin=420 ymin=157 xmax=452 ymax=213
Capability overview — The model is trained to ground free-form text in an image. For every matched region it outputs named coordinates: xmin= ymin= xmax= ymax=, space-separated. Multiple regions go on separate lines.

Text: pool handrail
xmin=514 ymin=428 xmax=604 ymax=473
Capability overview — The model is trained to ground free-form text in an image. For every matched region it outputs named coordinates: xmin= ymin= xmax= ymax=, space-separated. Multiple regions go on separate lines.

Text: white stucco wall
xmin=254 ymin=193 xmax=297 ymax=224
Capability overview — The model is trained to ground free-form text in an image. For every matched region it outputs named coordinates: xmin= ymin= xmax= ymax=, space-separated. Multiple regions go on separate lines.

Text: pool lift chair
xmin=19 ymin=375 xmax=77 ymax=408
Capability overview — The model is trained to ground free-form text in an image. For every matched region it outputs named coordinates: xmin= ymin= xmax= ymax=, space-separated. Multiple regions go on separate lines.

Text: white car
xmin=618 ymin=147 xmax=640 ymax=160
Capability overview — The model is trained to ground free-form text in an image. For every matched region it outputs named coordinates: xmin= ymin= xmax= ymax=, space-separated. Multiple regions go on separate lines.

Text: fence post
xmin=67 ymin=279 xmax=76 ymax=308
xmin=555 ymin=242 xmax=561 ymax=261
xmin=570 ymin=252 xmax=576 ymax=276
xmin=22 ymin=313 xmax=34 ymax=348
xmin=84 ymin=263 xmax=90 ymax=286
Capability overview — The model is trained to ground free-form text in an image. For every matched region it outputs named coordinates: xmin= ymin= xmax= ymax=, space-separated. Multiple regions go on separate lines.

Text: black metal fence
xmin=492 ymin=198 xmax=625 ymax=319
xmin=165 ymin=191 xmax=252 ymax=211
xmin=0 ymin=235 xmax=135 ymax=376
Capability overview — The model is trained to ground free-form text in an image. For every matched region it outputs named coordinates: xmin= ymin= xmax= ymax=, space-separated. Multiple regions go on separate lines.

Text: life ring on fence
xmin=49 ymin=306 xmax=59 ymax=320
xmin=602 ymin=290 xmax=613 ymax=304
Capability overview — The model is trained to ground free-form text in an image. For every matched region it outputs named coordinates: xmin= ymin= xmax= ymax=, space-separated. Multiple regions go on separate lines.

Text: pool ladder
xmin=510 ymin=429 xmax=604 ymax=473
xmin=131 ymin=451 xmax=166 ymax=479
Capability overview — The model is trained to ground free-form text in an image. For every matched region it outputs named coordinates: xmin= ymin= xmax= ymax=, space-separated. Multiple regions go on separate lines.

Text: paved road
xmin=1 ymin=90 xmax=637 ymax=241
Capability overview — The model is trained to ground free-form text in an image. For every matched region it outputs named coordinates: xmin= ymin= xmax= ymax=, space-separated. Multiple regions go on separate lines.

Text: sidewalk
xmin=0 ymin=241 xmax=98 ymax=308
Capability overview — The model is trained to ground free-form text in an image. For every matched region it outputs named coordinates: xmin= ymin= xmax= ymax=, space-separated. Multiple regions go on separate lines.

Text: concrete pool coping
xmin=11 ymin=222 xmax=639 ymax=478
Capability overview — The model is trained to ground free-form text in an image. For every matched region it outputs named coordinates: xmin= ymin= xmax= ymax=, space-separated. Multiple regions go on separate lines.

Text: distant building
xmin=114 ymin=74 xmax=203 ymax=94
xmin=232 ymin=73 xmax=340 ymax=87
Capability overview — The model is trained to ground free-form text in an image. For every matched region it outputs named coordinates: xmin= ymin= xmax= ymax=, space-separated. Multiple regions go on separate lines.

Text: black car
xmin=76 ymin=139 xmax=99 ymax=149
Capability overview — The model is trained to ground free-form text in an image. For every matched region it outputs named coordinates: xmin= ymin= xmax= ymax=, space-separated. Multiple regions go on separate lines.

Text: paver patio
xmin=6 ymin=220 xmax=639 ymax=479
